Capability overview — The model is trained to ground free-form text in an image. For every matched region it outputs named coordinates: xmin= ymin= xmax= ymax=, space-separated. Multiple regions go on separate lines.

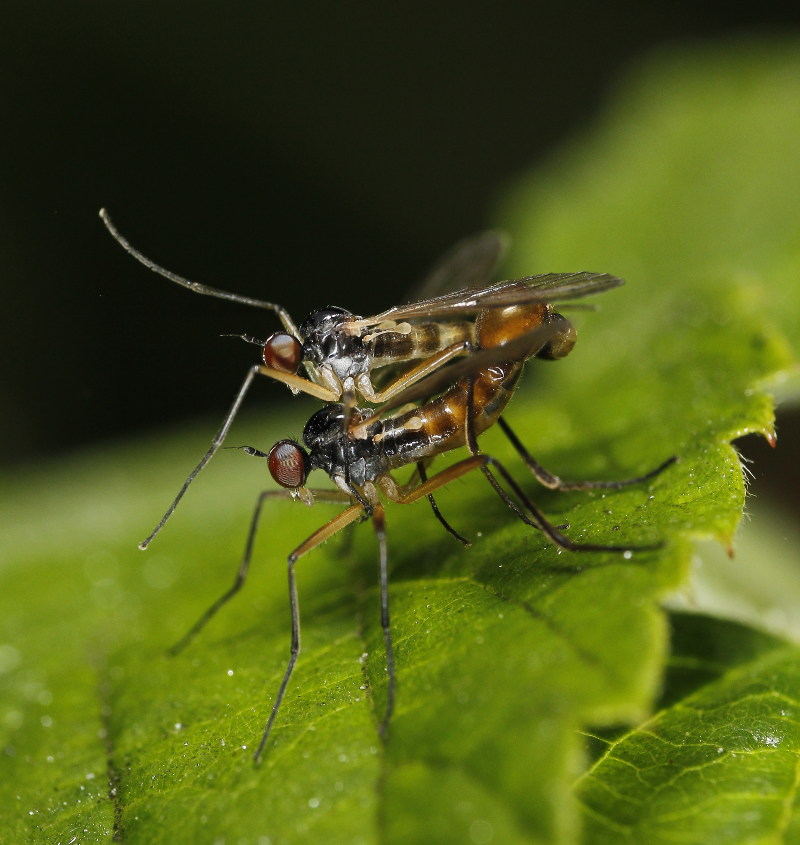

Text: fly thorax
xmin=299 ymin=306 xmax=372 ymax=379
xmin=302 ymin=404 xmax=388 ymax=485
xmin=303 ymin=403 xmax=349 ymax=478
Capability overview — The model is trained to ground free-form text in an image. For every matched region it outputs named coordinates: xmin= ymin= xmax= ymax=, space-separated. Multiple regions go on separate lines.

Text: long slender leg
xmin=417 ymin=462 xmax=470 ymax=547
xmin=393 ymin=454 xmax=563 ymax=541
xmin=345 ymin=342 xmax=476 ymax=442
xmin=479 ymin=456 xmax=658 ymax=551
xmin=168 ymin=487 xmax=350 ymax=656
xmin=140 ymin=366 xmax=263 ymax=549
xmin=371 ymin=505 xmax=395 ymax=738
xmin=254 ymin=503 xmax=365 ymax=763
xmin=463 ymin=374 xmax=658 ymax=549
xmin=461 ymin=375 xmax=542 ymax=530
xmin=458 ymin=380 xmax=662 ymax=550
xmin=255 ymin=551 xmax=300 ymax=764
xmin=388 ymin=454 xmax=662 ymax=553
xmin=464 ymin=375 xmax=480 ymax=455
xmin=388 ymin=455 xmax=502 ymax=505
xmin=167 ymin=488 xmax=282 ymax=656
xmin=255 ymin=365 xmax=340 ymax=401
xmin=139 ymin=364 xmax=338 ymax=550
xmin=497 ymin=416 xmax=677 ymax=490
xmin=462 ymin=377 xmax=555 ymax=536
xmin=410 ymin=377 xmax=479 ymax=547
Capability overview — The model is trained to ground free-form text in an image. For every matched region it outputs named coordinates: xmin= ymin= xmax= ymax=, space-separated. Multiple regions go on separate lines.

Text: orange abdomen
xmin=381 ymin=304 xmax=548 ymax=467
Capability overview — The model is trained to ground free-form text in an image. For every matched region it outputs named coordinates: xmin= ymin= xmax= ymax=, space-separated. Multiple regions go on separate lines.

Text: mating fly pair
xmin=101 ymin=210 xmax=674 ymax=761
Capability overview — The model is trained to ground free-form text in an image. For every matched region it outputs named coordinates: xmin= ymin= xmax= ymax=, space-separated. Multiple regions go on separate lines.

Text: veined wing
xmin=363 ymin=272 xmax=623 ymax=325
xmin=405 ymin=230 xmax=508 ymax=304
xmin=369 ymin=321 xmax=560 ymax=419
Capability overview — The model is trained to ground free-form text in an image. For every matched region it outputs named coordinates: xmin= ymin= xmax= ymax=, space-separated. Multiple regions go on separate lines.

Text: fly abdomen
xmin=377 ymin=404 xmax=454 ymax=468
xmin=368 ymin=320 xmax=474 ymax=368
xmin=377 ymin=305 xmax=548 ymax=469
xmin=377 ymin=360 xmax=521 ymax=469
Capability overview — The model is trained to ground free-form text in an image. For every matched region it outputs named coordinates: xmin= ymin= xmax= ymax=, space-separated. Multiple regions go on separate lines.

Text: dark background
xmin=2 ymin=1 xmax=798 ymax=499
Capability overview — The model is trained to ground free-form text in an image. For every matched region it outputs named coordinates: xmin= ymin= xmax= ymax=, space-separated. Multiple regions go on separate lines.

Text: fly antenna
xmin=219 ymin=333 xmax=265 ymax=346
xmin=98 ymin=208 xmax=298 ymax=332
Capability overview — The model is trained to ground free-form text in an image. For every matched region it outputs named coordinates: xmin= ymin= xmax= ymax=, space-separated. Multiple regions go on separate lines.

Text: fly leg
xmin=254 ymin=503 xmax=366 ymax=763
xmin=475 ymin=455 xmax=664 ymax=552
xmin=371 ymin=504 xmax=396 ymax=738
xmin=168 ymin=482 xmax=351 ymax=656
xmin=497 ymin=416 xmax=676 ymax=490
xmin=363 ymin=341 xmax=472 ymax=403
xmin=138 ymin=365 xmax=338 ymax=550
xmin=388 ymin=454 xmax=662 ymax=553
xmin=377 ymin=459 xmax=470 ymax=739
xmin=456 ymin=379 xmax=664 ymax=550
xmin=459 ymin=375 xmax=566 ymax=538
xmin=416 ymin=462 xmax=470 ymax=547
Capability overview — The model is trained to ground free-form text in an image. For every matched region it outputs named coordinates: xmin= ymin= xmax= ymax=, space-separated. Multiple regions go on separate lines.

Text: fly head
xmin=299 ymin=307 xmax=370 ymax=380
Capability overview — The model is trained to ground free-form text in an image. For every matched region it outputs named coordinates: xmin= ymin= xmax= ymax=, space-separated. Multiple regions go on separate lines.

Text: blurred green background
xmin=2 ymin=0 xmax=799 ymax=485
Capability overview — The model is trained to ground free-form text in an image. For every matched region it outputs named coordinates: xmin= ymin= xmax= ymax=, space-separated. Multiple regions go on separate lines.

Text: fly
xmin=99 ymin=209 xmax=624 ymax=549
xmin=166 ymin=293 xmax=675 ymax=762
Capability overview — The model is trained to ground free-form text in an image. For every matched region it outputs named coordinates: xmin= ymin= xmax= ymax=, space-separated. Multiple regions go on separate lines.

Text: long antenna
xmin=98 ymin=208 xmax=297 ymax=331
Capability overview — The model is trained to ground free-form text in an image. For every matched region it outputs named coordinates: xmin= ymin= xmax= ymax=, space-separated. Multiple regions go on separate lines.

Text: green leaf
xmin=3 ymin=36 xmax=800 ymax=844
xmin=669 ymin=499 xmax=800 ymax=647
xmin=578 ymin=613 xmax=800 ymax=845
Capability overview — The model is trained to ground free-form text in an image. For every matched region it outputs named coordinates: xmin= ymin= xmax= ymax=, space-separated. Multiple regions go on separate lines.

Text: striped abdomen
xmin=376 ymin=303 xmax=550 ymax=469
xmin=367 ymin=320 xmax=475 ymax=368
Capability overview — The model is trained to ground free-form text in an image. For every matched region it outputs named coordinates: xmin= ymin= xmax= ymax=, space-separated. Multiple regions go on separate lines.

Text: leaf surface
xmin=579 ymin=614 xmax=800 ymax=844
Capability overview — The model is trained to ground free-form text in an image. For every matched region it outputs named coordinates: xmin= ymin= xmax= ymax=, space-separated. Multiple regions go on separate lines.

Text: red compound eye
xmin=268 ymin=439 xmax=309 ymax=488
xmin=263 ymin=332 xmax=302 ymax=373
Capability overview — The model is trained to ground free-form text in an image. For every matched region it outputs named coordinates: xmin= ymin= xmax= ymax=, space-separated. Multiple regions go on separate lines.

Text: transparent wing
xmin=405 ymin=230 xmax=509 ymax=304
xmin=372 ymin=321 xmax=559 ymax=418
xmin=362 ymin=272 xmax=623 ymax=325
